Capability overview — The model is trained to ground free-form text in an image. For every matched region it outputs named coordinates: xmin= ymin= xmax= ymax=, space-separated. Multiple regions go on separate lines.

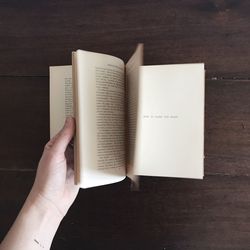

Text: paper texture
xmin=50 ymin=47 xmax=205 ymax=190
xmin=125 ymin=44 xmax=143 ymax=189
xmin=134 ymin=63 xmax=204 ymax=179
xmin=49 ymin=65 xmax=73 ymax=138
xmin=74 ymin=50 xmax=126 ymax=188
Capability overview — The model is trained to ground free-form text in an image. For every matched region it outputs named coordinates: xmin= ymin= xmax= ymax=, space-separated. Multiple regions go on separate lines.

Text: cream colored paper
xmin=49 ymin=65 xmax=72 ymax=138
xmin=134 ymin=63 xmax=204 ymax=179
xmin=73 ymin=50 xmax=126 ymax=188
xmin=50 ymin=46 xmax=205 ymax=190
xmin=125 ymin=44 xmax=143 ymax=189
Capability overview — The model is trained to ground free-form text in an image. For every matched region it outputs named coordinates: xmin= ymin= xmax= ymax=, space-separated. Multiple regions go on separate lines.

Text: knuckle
xmin=44 ymin=141 xmax=53 ymax=151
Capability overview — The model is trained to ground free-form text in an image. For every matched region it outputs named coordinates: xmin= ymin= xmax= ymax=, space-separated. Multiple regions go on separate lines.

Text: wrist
xmin=25 ymin=188 xmax=64 ymax=223
xmin=16 ymin=192 xmax=63 ymax=249
xmin=1 ymin=190 xmax=63 ymax=250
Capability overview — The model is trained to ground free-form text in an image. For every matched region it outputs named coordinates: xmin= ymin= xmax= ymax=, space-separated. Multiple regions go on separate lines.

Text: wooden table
xmin=1 ymin=1 xmax=250 ymax=249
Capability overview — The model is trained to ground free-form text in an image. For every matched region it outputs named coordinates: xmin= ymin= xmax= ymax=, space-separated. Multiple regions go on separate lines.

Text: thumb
xmin=51 ymin=117 xmax=75 ymax=153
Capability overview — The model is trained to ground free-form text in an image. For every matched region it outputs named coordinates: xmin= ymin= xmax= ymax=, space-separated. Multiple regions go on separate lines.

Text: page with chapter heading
xmin=50 ymin=65 xmax=73 ymax=138
xmin=134 ymin=63 xmax=205 ymax=179
xmin=73 ymin=50 xmax=126 ymax=188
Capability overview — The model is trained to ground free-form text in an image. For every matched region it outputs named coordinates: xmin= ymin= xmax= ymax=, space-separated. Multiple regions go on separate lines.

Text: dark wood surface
xmin=1 ymin=0 xmax=250 ymax=249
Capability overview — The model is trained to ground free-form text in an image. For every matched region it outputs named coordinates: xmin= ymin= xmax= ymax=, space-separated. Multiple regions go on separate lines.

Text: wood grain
xmin=0 ymin=76 xmax=49 ymax=170
xmin=205 ymin=79 xmax=250 ymax=176
xmin=0 ymin=0 xmax=250 ymax=77
xmin=1 ymin=1 xmax=250 ymax=249
xmin=0 ymin=77 xmax=249 ymax=177
xmin=1 ymin=171 xmax=250 ymax=250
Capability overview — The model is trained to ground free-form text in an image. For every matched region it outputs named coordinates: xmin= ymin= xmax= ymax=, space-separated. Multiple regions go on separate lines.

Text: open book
xmin=50 ymin=44 xmax=205 ymax=189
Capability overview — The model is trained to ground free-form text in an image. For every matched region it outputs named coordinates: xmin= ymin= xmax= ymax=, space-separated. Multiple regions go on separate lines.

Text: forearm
xmin=1 ymin=118 xmax=78 ymax=250
xmin=0 ymin=191 xmax=63 ymax=250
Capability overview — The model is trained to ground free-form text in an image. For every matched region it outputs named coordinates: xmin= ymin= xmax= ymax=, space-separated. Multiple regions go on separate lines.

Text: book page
xmin=125 ymin=44 xmax=143 ymax=188
xmin=50 ymin=66 xmax=73 ymax=138
xmin=134 ymin=64 xmax=204 ymax=179
xmin=74 ymin=50 xmax=126 ymax=188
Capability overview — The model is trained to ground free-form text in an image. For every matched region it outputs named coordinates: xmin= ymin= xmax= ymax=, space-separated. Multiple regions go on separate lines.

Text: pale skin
xmin=0 ymin=117 xmax=79 ymax=250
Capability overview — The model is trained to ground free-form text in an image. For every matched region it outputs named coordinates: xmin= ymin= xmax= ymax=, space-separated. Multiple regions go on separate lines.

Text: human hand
xmin=28 ymin=117 xmax=79 ymax=218
xmin=0 ymin=117 xmax=79 ymax=250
